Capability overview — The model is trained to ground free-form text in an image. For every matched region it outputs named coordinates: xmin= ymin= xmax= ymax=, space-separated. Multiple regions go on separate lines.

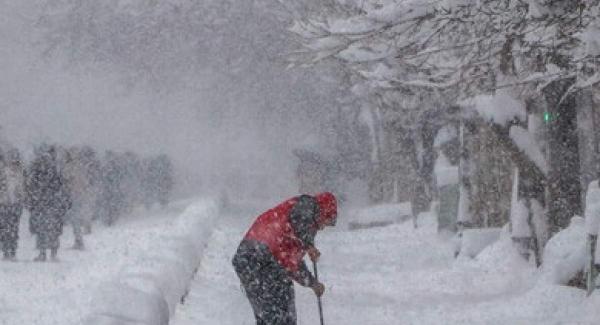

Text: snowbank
xmin=473 ymin=225 xmax=531 ymax=271
xmin=458 ymin=227 xmax=503 ymax=258
xmin=85 ymin=199 xmax=219 ymax=325
xmin=539 ymin=217 xmax=587 ymax=285
xmin=346 ymin=202 xmax=412 ymax=230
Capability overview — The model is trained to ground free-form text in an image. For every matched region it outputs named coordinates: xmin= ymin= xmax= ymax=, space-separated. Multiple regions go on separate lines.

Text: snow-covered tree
xmin=290 ymin=0 xmax=600 ymax=239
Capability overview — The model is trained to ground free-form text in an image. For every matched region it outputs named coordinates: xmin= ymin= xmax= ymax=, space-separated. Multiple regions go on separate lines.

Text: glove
xmin=312 ymin=282 xmax=325 ymax=297
xmin=308 ymin=246 xmax=321 ymax=262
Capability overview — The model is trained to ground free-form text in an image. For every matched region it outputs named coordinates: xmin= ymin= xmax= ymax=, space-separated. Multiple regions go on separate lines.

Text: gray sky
xmin=0 ymin=1 xmax=339 ymax=201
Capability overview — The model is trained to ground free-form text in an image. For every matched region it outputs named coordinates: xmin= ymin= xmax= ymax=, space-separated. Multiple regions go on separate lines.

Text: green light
xmin=544 ymin=111 xmax=551 ymax=123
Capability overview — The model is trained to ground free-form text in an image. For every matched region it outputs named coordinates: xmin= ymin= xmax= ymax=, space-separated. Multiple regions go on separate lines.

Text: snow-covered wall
xmin=84 ymin=199 xmax=219 ymax=325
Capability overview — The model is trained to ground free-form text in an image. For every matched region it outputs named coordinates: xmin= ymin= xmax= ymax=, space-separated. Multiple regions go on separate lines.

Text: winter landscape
xmin=2 ymin=1 xmax=600 ymax=325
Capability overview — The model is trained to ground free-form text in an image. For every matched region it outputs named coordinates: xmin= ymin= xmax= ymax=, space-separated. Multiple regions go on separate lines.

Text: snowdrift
xmin=539 ymin=216 xmax=587 ymax=286
xmin=346 ymin=202 xmax=412 ymax=230
xmin=84 ymin=199 xmax=219 ymax=325
xmin=458 ymin=227 xmax=503 ymax=258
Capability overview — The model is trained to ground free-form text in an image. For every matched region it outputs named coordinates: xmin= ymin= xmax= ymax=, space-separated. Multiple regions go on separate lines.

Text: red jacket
xmin=244 ymin=192 xmax=337 ymax=274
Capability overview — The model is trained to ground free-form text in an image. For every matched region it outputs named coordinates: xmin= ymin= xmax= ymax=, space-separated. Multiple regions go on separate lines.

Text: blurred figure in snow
xmin=78 ymin=145 xmax=101 ymax=234
xmin=63 ymin=147 xmax=96 ymax=249
xmin=142 ymin=154 xmax=174 ymax=209
xmin=119 ymin=151 xmax=144 ymax=215
xmin=98 ymin=151 xmax=125 ymax=226
xmin=232 ymin=192 xmax=337 ymax=325
xmin=26 ymin=144 xmax=72 ymax=261
xmin=0 ymin=148 xmax=25 ymax=260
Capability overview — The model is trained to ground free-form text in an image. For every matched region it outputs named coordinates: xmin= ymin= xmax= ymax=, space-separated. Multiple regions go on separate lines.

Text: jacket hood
xmin=315 ymin=192 xmax=337 ymax=227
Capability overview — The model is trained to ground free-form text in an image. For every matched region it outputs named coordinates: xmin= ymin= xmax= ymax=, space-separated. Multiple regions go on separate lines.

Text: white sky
xmin=0 ymin=1 xmax=339 ymax=200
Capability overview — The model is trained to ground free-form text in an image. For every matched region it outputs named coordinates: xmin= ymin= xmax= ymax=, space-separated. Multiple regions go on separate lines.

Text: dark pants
xmin=29 ymin=211 xmax=62 ymax=250
xmin=233 ymin=240 xmax=296 ymax=325
xmin=0 ymin=205 xmax=22 ymax=257
xmin=36 ymin=232 xmax=60 ymax=250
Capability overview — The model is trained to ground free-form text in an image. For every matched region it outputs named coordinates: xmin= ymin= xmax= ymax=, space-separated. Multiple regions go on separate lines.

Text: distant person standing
xmin=78 ymin=145 xmax=101 ymax=233
xmin=232 ymin=192 xmax=337 ymax=325
xmin=0 ymin=148 xmax=25 ymax=260
xmin=26 ymin=144 xmax=72 ymax=262
xmin=142 ymin=154 xmax=174 ymax=209
xmin=78 ymin=145 xmax=102 ymax=234
xmin=99 ymin=151 xmax=124 ymax=226
xmin=63 ymin=148 xmax=95 ymax=250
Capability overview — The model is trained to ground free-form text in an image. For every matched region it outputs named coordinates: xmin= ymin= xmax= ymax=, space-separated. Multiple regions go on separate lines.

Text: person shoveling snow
xmin=232 ymin=192 xmax=337 ymax=325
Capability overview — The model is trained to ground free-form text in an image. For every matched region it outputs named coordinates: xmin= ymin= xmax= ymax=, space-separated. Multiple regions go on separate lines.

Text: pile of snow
xmin=458 ymin=227 xmax=503 ymax=258
xmin=85 ymin=199 xmax=219 ymax=325
xmin=462 ymin=91 xmax=526 ymax=125
xmin=473 ymin=225 xmax=531 ymax=271
xmin=346 ymin=202 xmax=412 ymax=230
xmin=539 ymin=217 xmax=587 ymax=285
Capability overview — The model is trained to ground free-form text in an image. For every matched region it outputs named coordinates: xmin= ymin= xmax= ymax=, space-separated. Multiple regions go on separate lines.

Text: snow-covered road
xmin=173 ymin=207 xmax=600 ymax=325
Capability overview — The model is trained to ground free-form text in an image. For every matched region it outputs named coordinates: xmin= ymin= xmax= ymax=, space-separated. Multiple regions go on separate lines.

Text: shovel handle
xmin=313 ymin=261 xmax=324 ymax=325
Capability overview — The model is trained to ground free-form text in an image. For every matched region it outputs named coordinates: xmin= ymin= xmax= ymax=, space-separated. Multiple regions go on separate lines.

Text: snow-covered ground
xmin=4 ymin=200 xmax=600 ymax=324
xmin=173 ymin=206 xmax=600 ymax=325
xmin=0 ymin=198 xmax=215 ymax=325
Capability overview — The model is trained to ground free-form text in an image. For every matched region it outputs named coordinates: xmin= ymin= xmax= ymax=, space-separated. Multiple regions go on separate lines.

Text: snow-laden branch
xmin=290 ymin=0 xmax=600 ymax=99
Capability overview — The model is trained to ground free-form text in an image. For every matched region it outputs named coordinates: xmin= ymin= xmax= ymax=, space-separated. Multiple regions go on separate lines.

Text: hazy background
xmin=0 ymin=0 xmax=342 ymax=202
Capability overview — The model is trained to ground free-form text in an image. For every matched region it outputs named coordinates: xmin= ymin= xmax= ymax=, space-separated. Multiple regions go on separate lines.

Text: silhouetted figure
xmin=99 ymin=151 xmax=124 ymax=226
xmin=26 ymin=144 xmax=72 ymax=261
xmin=0 ymin=148 xmax=25 ymax=261
xmin=79 ymin=146 xmax=101 ymax=234
xmin=63 ymin=148 xmax=95 ymax=249
xmin=143 ymin=154 xmax=174 ymax=208
xmin=232 ymin=192 xmax=337 ymax=325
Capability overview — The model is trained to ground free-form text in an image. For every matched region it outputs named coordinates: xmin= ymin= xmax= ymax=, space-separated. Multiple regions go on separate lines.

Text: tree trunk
xmin=592 ymin=87 xmax=600 ymax=182
xmin=457 ymin=117 xmax=476 ymax=227
xmin=543 ymin=78 xmax=582 ymax=235
xmin=419 ymin=121 xmax=437 ymax=210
